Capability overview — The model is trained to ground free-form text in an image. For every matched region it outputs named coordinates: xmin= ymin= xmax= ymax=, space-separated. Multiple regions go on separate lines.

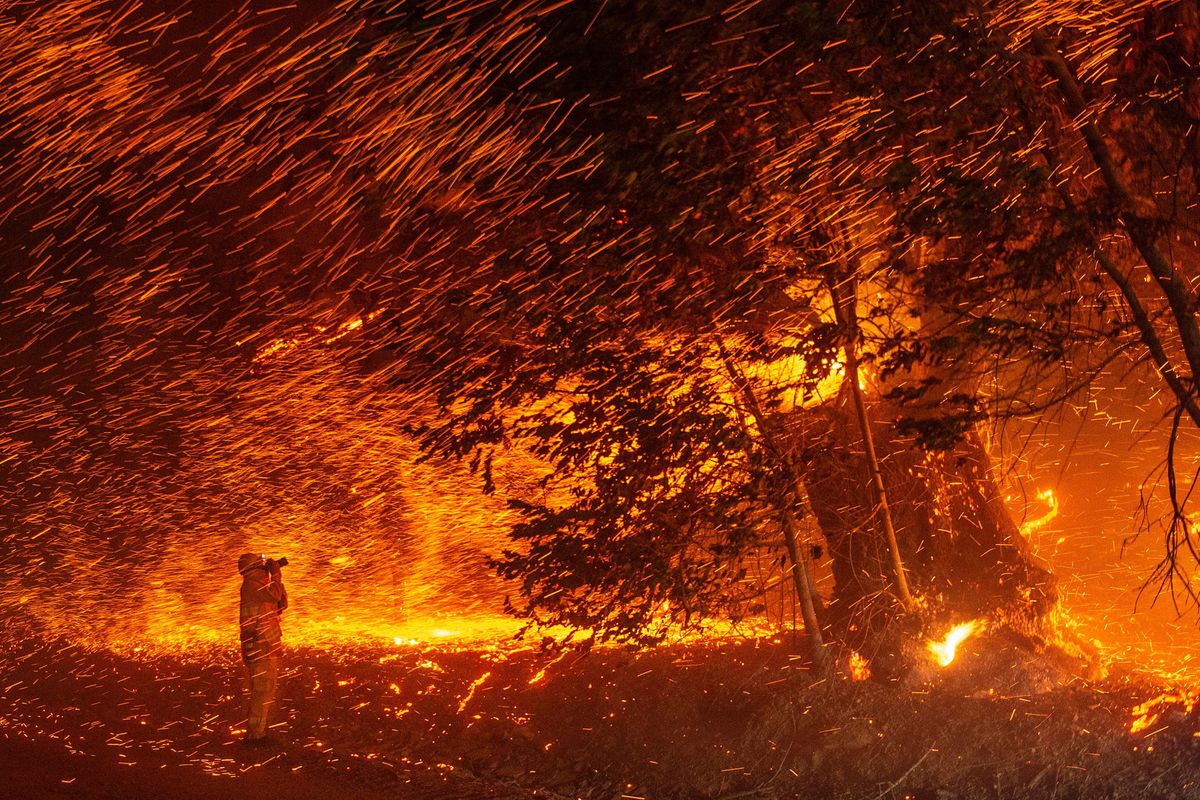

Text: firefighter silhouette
xmin=237 ymin=553 xmax=287 ymax=742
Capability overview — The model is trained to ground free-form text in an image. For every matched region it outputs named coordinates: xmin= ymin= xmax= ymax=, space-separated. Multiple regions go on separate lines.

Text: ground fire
xmin=4 ymin=0 xmax=1200 ymax=798
xmin=927 ymin=621 xmax=984 ymax=668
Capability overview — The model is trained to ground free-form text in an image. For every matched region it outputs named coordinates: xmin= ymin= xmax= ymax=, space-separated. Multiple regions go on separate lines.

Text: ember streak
xmin=0 ymin=0 xmax=557 ymax=649
xmin=2 ymin=0 xmax=1200 ymax=798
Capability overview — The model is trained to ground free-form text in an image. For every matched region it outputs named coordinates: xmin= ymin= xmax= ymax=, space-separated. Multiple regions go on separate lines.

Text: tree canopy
xmin=404 ymin=0 xmax=1200 ymax=655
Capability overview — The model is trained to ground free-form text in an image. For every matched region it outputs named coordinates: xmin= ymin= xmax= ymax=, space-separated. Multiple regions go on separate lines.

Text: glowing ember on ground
xmin=847 ymin=650 xmax=871 ymax=681
xmin=1129 ymin=688 xmax=1200 ymax=734
xmin=927 ymin=620 xmax=984 ymax=667
xmin=456 ymin=671 xmax=492 ymax=713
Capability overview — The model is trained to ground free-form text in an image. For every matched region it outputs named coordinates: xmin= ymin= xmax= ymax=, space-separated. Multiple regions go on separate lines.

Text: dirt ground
xmin=2 ymin=616 xmax=1199 ymax=800
xmin=0 ymin=735 xmax=473 ymax=800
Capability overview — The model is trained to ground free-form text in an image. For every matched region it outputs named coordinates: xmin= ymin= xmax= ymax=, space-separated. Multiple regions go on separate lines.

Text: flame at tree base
xmin=927 ymin=620 xmax=984 ymax=667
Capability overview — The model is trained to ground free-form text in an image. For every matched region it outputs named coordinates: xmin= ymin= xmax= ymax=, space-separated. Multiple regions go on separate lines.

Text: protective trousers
xmin=244 ymin=655 xmax=279 ymax=740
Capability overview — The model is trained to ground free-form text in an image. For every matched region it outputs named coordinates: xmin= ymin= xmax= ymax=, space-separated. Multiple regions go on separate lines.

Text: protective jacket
xmin=239 ymin=562 xmax=287 ymax=663
xmin=238 ymin=555 xmax=287 ymax=741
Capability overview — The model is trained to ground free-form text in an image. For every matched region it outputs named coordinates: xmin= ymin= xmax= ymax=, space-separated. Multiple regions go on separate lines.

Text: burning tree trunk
xmin=796 ymin=393 xmax=1058 ymax=677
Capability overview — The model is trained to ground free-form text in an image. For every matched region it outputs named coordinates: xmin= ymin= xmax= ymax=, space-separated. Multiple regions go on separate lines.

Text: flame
xmin=1130 ymin=688 xmax=1200 ymax=734
xmin=847 ymin=650 xmax=871 ymax=681
xmin=927 ymin=620 xmax=984 ymax=667
xmin=528 ymin=650 xmax=573 ymax=685
xmin=456 ymin=671 xmax=492 ymax=713
xmin=1020 ymin=488 xmax=1060 ymax=537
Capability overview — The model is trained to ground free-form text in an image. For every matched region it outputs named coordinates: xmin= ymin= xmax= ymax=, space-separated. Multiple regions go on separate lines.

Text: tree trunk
xmin=780 ymin=502 xmax=832 ymax=676
xmin=828 ymin=272 xmax=914 ymax=611
xmin=793 ymin=392 xmax=1057 ymax=676
xmin=715 ymin=334 xmax=831 ymax=673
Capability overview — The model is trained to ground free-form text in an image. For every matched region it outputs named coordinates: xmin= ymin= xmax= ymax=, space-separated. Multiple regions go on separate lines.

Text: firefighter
xmin=237 ymin=552 xmax=288 ymax=743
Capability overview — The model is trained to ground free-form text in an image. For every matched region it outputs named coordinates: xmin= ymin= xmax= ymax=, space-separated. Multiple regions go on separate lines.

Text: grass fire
xmin=4 ymin=0 xmax=1200 ymax=798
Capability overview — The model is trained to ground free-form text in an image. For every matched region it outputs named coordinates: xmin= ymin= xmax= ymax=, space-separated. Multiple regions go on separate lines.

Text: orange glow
xmin=456 ymin=671 xmax=492 ymax=713
xmin=1020 ymin=488 xmax=1060 ymax=537
xmin=927 ymin=620 xmax=983 ymax=667
xmin=847 ymin=650 xmax=871 ymax=681
xmin=528 ymin=650 xmax=574 ymax=685
xmin=1129 ymin=688 xmax=1200 ymax=734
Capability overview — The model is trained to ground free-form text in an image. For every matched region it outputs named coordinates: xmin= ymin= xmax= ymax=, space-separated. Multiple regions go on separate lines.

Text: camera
xmin=268 ymin=556 xmax=289 ymax=569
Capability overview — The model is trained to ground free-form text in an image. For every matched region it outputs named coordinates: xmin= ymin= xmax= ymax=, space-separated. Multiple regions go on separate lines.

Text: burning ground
xmin=3 ymin=612 xmax=1200 ymax=800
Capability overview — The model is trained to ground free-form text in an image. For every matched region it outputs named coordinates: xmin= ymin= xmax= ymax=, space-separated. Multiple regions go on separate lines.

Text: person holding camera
xmin=237 ymin=553 xmax=288 ymax=743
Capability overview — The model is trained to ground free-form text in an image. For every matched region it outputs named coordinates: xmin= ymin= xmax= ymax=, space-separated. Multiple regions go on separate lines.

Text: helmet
xmin=238 ymin=553 xmax=266 ymax=574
